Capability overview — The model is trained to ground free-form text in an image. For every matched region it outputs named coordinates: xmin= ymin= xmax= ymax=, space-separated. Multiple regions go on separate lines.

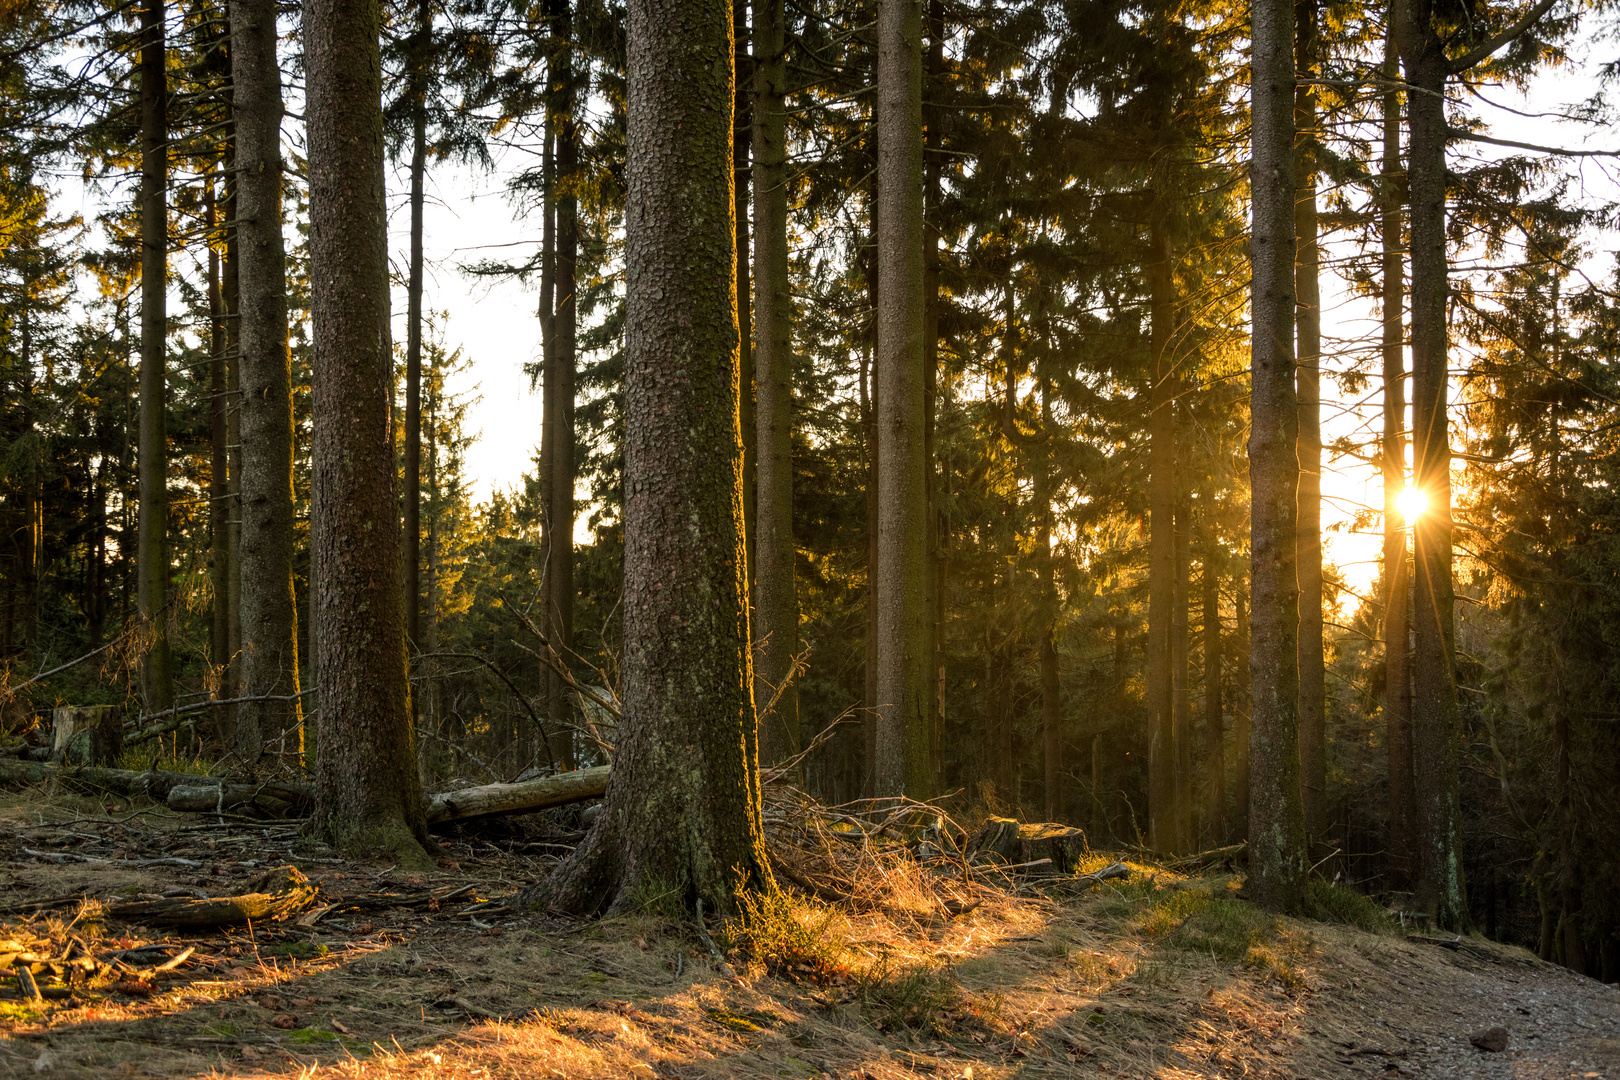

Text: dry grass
xmin=0 ymin=783 xmax=1591 ymax=1080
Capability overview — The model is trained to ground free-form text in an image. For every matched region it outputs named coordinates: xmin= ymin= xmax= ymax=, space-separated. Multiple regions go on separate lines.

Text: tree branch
xmin=1447 ymin=0 xmax=1559 ymax=75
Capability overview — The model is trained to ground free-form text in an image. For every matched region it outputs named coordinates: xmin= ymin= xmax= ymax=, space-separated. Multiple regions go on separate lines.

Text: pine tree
xmin=306 ymin=0 xmax=431 ymax=864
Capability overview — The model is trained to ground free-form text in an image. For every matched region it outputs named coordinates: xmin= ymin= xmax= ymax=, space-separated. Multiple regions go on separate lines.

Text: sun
xmin=1397 ymin=486 xmax=1427 ymax=522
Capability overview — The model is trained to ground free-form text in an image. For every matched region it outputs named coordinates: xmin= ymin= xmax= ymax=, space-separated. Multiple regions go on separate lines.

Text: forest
xmin=1 ymin=0 xmax=1618 ymax=1052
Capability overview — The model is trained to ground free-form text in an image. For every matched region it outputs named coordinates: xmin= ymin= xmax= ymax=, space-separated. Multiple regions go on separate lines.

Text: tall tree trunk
xmin=207 ymin=170 xmax=231 ymax=709
xmin=923 ymin=0 xmax=945 ymax=778
xmin=1038 ymin=375 xmax=1060 ymax=821
xmin=861 ymin=333 xmax=879 ymax=791
xmin=871 ymin=0 xmax=933 ymax=797
xmin=522 ymin=0 xmax=773 ymax=913
xmin=1380 ymin=25 xmax=1414 ymax=890
xmin=403 ymin=0 xmax=429 ymax=658
xmin=536 ymin=97 xmax=556 ymax=763
xmin=1295 ymin=0 xmax=1326 ymax=841
xmin=137 ymin=0 xmax=173 ymax=714
xmin=543 ymin=0 xmax=579 ymax=770
xmin=232 ymin=0 xmax=304 ymax=764
xmin=736 ymin=0 xmax=754 ymax=609
xmin=305 ymin=0 xmax=430 ymax=864
xmin=223 ymin=146 xmax=243 ymax=740
xmin=1234 ymin=585 xmax=1251 ymax=844
xmin=1202 ymin=501 xmax=1225 ymax=845
xmin=752 ymin=0 xmax=798 ymax=767
xmin=1247 ymin=0 xmax=1308 ymax=910
xmin=1173 ymin=450 xmax=1193 ymax=848
xmin=1397 ymin=0 xmax=1466 ymax=929
xmin=1146 ymin=211 xmax=1177 ymax=853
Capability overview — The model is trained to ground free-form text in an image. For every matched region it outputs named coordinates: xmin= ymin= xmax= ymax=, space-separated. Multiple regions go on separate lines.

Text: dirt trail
xmin=0 ymin=791 xmax=1614 ymax=1080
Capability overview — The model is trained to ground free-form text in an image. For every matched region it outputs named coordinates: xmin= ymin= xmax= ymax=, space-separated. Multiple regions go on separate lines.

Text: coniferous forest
xmin=2 ymin=0 xmax=1619 ymax=1056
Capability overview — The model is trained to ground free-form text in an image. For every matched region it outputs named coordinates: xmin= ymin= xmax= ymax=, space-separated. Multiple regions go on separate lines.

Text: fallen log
xmin=107 ymin=866 xmax=316 ymax=928
xmin=165 ymin=780 xmax=313 ymax=812
xmin=0 ymin=758 xmax=253 ymax=803
xmin=424 ymin=765 xmax=609 ymax=825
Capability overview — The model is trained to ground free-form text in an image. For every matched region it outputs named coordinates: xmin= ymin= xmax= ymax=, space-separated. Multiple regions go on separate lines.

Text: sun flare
xmin=1397 ymin=486 xmax=1427 ymax=522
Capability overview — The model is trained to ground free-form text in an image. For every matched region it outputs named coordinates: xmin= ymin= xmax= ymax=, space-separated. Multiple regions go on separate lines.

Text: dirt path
xmin=0 ymin=792 xmax=1613 ymax=1079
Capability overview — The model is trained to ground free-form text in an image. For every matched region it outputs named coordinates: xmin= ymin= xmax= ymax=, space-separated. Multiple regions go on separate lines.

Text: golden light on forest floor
xmin=1 ymin=787 xmax=1614 ymax=1080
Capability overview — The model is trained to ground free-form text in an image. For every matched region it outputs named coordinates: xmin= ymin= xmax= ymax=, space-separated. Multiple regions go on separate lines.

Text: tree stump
xmin=968 ymin=816 xmax=1091 ymax=872
xmin=50 ymin=706 xmax=123 ymax=766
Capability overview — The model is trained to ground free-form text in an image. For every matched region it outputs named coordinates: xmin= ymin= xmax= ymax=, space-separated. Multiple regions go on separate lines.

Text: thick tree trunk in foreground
xmin=752 ymin=0 xmax=798 ymax=767
xmin=305 ymin=0 xmax=430 ymax=865
xmin=871 ymin=0 xmax=932 ymax=799
xmin=1294 ymin=0 xmax=1326 ymax=841
xmin=137 ymin=0 xmax=173 ymax=714
xmin=1247 ymin=0 xmax=1308 ymax=911
xmin=1146 ymin=212 xmax=1178 ymax=854
xmin=1398 ymin=0 xmax=1465 ymax=929
xmin=232 ymin=0 xmax=304 ymax=764
xmin=1380 ymin=29 xmax=1415 ymax=890
xmin=519 ymin=0 xmax=772 ymax=915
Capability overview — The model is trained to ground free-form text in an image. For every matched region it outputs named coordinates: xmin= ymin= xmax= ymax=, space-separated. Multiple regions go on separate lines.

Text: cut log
xmin=107 ymin=866 xmax=316 ymax=928
xmin=968 ymin=816 xmax=1091 ymax=872
xmin=51 ymin=706 xmax=123 ymax=766
xmin=424 ymin=765 xmax=610 ymax=825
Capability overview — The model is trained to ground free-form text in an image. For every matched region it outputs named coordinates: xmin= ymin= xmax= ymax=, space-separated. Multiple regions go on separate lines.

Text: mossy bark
xmin=304 ymin=0 xmax=431 ymax=868
xmin=1246 ymin=0 xmax=1308 ymax=912
xmin=870 ymin=0 xmax=933 ymax=799
xmin=1397 ymin=0 xmax=1466 ymax=930
xmin=520 ymin=0 xmax=772 ymax=915
xmin=232 ymin=0 xmax=304 ymax=764
xmin=136 ymin=0 xmax=173 ymax=716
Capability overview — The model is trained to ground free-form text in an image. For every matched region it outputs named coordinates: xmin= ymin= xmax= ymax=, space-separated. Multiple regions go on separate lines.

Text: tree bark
xmin=403 ymin=0 xmax=429 ymax=658
xmin=1173 ymin=454 xmax=1193 ymax=849
xmin=1234 ymin=585 xmax=1251 ymax=844
xmin=137 ymin=0 xmax=173 ymax=714
xmin=1397 ymin=0 xmax=1466 ymax=929
xmin=543 ymin=0 xmax=579 ymax=771
xmin=1202 ymin=502 xmax=1225 ymax=845
xmin=1247 ymin=0 xmax=1308 ymax=910
xmin=923 ymin=0 xmax=945 ymax=779
xmin=736 ymin=0 xmax=754 ymax=610
xmin=232 ymin=0 xmax=304 ymax=764
xmin=223 ymin=153 xmax=243 ymax=742
xmin=1146 ymin=211 xmax=1177 ymax=853
xmin=1380 ymin=24 xmax=1415 ymax=890
xmin=871 ymin=0 xmax=931 ymax=798
xmin=1294 ymin=0 xmax=1327 ymax=841
xmin=207 ymin=171 xmax=231 ymax=708
xmin=519 ymin=0 xmax=773 ymax=915
xmin=305 ymin=0 xmax=431 ymax=865
xmin=752 ymin=0 xmax=798 ymax=768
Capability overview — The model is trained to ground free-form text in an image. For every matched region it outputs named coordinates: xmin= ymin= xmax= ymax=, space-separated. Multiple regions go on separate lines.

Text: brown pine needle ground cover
xmin=1 ymin=782 xmax=1616 ymax=1080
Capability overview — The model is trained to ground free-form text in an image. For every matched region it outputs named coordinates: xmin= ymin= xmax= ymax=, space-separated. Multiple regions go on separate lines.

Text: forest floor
xmin=0 ymin=784 xmax=1615 ymax=1080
